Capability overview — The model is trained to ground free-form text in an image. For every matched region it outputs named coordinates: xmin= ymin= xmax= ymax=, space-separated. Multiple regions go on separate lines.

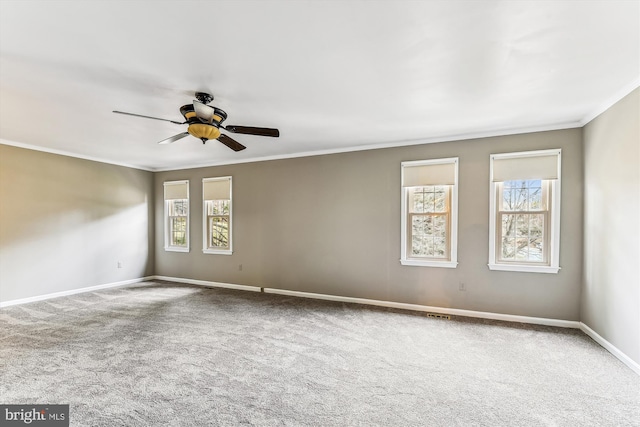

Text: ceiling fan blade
xmin=158 ymin=132 xmax=190 ymax=145
xmin=218 ymin=134 xmax=246 ymax=152
xmin=113 ymin=110 xmax=184 ymax=125
xmin=193 ymin=100 xmax=215 ymax=124
xmin=224 ymin=125 xmax=279 ymax=137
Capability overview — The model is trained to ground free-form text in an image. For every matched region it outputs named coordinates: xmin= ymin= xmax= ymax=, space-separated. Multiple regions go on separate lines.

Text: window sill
xmin=400 ymin=259 xmax=458 ymax=268
xmin=165 ymin=247 xmax=189 ymax=253
xmin=203 ymin=249 xmax=233 ymax=255
xmin=488 ymin=263 xmax=560 ymax=274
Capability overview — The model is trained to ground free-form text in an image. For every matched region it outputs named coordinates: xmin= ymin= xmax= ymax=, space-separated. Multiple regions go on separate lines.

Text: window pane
xmin=502 ymin=237 xmax=516 ymax=259
xmin=529 ymin=215 xmax=544 ymax=238
xmin=209 ymin=217 xmax=229 ymax=248
xmin=502 ymin=188 xmax=513 ymax=210
xmin=515 ymin=186 xmax=527 ymax=210
xmin=500 ymin=213 xmax=545 ymax=262
xmin=412 ymin=235 xmax=433 ymax=257
xmin=528 ymin=185 xmax=542 ymax=210
xmin=168 ymin=199 xmax=188 ymax=216
xmin=207 ymin=200 xmax=229 ymax=215
xmin=410 ymin=214 xmax=448 ymax=259
xmin=528 ymin=238 xmax=543 ymax=261
xmin=433 ymin=237 xmax=447 ymax=258
xmin=424 ymin=191 xmax=435 ymax=213
xmin=501 ymin=180 xmax=545 ymax=212
xmin=170 ymin=217 xmax=186 ymax=246
xmin=412 ymin=191 xmax=425 ymax=213
xmin=412 ymin=216 xmax=432 ymax=236
xmin=410 ymin=187 xmax=429 ymax=213
xmin=516 ymin=238 xmax=530 ymax=260
xmin=515 ymin=214 xmax=528 ymax=238
xmin=502 ymin=214 xmax=516 ymax=239
xmin=174 ymin=218 xmax=186 ymax=232
xmin=433 ymin=215 xmax=446 ymax=237
xmin=410 ymin=186 xmax=450 ymax=214
xmin=434 ymin=191 xmax=445 ymax=212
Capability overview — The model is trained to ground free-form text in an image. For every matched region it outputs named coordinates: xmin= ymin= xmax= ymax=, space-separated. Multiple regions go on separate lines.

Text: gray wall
xmin=0 ymin=145 xmax=155 ymax=303
xmin=582 ymin=88 xmax=640 ymax=365
xmin=155 ymin=128 xmax=583 ymax=320
xmin=4 ymin=94 xmax=637 ymax=361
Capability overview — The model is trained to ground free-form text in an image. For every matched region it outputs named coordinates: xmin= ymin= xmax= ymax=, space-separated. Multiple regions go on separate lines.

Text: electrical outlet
xmin=459 ymin=282 xmax=466 ymax=291
xmin=117 ymin=261 xmax=122 ymax=269
xmin=238 ymin=264 xmax=243 ymax=271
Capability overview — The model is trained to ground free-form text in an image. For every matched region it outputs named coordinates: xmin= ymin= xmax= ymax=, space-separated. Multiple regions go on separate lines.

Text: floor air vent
xmin=426 ymin=313 xmax=451 ymax=320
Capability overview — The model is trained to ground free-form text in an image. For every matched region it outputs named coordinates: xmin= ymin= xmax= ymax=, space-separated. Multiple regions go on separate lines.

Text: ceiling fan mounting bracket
xmin=195 ymin=92 xmax=214 ymax=104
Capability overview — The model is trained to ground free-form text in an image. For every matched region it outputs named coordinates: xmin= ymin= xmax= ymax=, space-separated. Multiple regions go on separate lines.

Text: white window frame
xmin=164 ymin=180 xmax=190 ymax=253
xmin=400 ymin=158 xmax=459 ymax=268
xmin=202 ymin=176 xmax=233 ymax=255
xmin=488 ymin=149 xmax=561 ymax=273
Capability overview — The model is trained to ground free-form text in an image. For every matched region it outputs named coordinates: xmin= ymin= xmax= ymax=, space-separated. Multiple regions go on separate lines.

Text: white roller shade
xmin=403 ymin=162 xmax=456 ymax=187
xmin=203 ymin=178 xmax=231 ymax=200
xmin=164 ymin=181 xmax=188 ymax=200
xmin=492 ymin=154 xmax=559 ymax=182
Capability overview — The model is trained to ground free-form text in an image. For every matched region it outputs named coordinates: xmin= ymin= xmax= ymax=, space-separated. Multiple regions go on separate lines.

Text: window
xmin=489 ymin=149 xmax=561 ymax=273
xmin=401 ymin=158 xmax=458 ymax=268
xmin=497 ymin=180 xmax=548 ymax=263
xmin=164 ymin=180 xmax=189 ymax=252
xmin=203 ymin=177 xmax=232 ymax=255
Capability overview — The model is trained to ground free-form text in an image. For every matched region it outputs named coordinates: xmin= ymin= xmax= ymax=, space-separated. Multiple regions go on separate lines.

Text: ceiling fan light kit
xmin=188 ymin=122 xmax=221 ymax=142
xmin=180 ymin=104 xmax=224 ymax=143
xmin=113 ymin=92 xmax=279 ymax=152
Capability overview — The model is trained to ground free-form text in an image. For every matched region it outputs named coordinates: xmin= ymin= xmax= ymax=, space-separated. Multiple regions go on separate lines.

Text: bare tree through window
xmin=206 ymin=200 xmax=230 ymax=249
xmin=498 ymin=180 xmax=548 ymax=262
xmin=168 ymin=199 xmax=188 ymax=247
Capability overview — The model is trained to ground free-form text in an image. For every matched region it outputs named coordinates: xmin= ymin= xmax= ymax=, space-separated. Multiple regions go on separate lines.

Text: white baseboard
xmin=4 ymin=275 xmax=637 ymax=377
xmin=153 ymin=275 xmax=262 ymax=293
xmin=580 ymin=322 xmax=640 ymax=376
xmin=151 ymin=279 xmax=578 ymax=328
xmin=0 ymin=275 xmax=579 ymax=328
xmin=263 ymin=288 xmax=581 ymax=329
xmin=0 ymin=276 xmax=155 ymax=308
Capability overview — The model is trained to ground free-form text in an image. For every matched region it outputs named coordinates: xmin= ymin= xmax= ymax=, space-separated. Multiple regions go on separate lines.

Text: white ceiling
xmin=1 ymin=1 xmax=638 ymax=171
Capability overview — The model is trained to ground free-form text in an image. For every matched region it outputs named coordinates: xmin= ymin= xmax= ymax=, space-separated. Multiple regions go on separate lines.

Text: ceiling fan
xmin=113 ymin=92 xmax=279 ymax=151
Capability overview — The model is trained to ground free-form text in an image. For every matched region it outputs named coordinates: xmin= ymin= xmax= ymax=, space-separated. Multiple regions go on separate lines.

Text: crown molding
xmin=0 ymin=138 xmax=154 ymax=172
xmin=580 ymin=77 xmax=640 ymax=126
xmin=153 ymin=121 xmax=582 ymax=172
xmin=2 ymin=120 xmax=583 ymax=173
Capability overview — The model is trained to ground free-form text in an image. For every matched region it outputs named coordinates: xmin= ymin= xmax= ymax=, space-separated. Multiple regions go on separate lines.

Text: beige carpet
xmin=1 ymin=281 xmax=639 ymax=426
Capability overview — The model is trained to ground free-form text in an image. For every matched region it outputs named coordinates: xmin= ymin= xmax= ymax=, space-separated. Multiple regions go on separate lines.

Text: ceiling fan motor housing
xmin=180 ymin=104 xmax=228 ymax=142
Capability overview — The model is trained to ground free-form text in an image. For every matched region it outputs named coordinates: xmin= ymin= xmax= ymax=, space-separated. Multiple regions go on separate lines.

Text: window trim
xmin=202 ymin=176 xmax=233 ymax=255
xmin=400 ymin=158 xmax=459 ymax=268
xmin=164 ymin=180 xmax=190 ymax=253
xmin=488 ymin=149 xmax=561 ymax=274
